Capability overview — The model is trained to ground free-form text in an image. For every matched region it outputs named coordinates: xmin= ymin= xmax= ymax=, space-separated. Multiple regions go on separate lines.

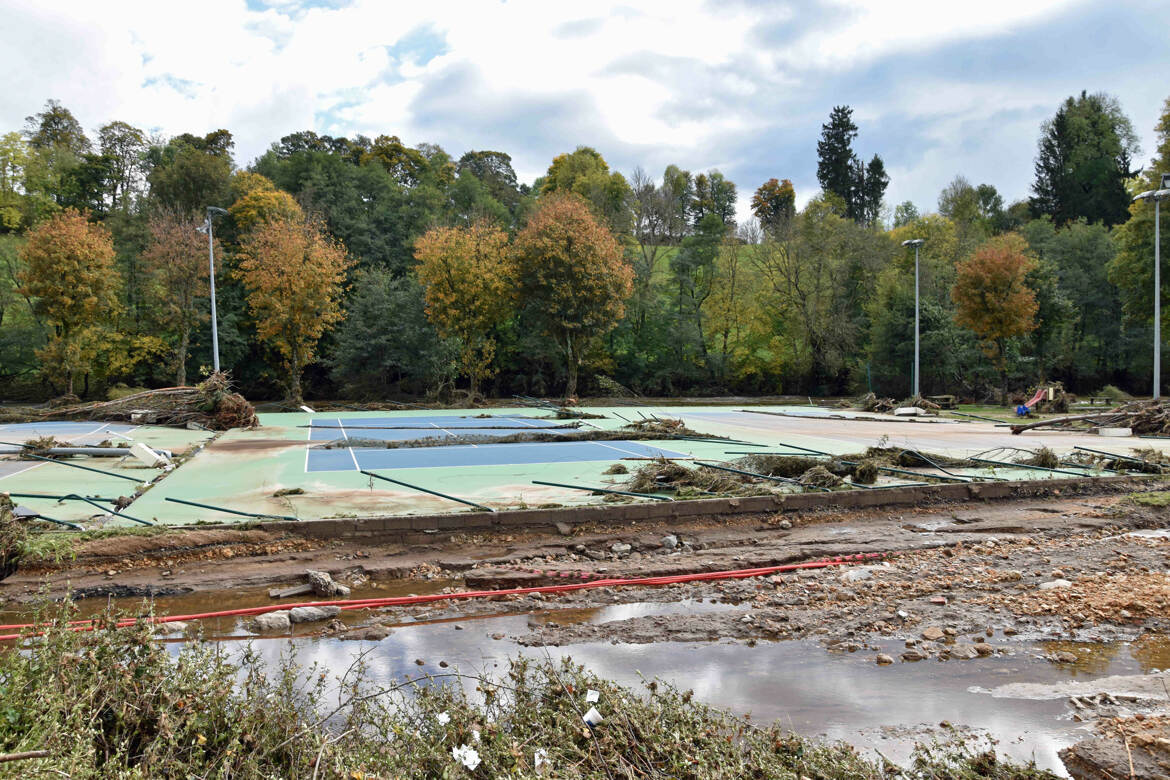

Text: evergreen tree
xmin=1031 ymin=91 xmax=1139 ymax=226
xmin=816 ymin=106 xmax=858 ymax=210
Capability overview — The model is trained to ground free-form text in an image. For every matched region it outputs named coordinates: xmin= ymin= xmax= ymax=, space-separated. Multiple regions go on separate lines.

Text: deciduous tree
xmin=142 ymin=214 xmax=212 ymax=386
xmin=751 ymin=178 xmax=795 ymax=235
xmin=414 ymin=221 xmax=515 ymax=398
xmin=17 ymin=209 xmax=121 ymax=394
xmin=952 ymin=233 xmax=1039 ymax=397
xmin=235 ymin=217 xmax=351 ymax=404
xmin=513 ymin=193 xmax=633 ymax=398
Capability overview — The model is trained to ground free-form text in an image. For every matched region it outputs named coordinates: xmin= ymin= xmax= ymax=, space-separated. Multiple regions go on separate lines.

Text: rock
xmin=839 ymin=567 xmax=873 ymax=583
xmin=948 ymin=644 xmax=978 ymax=660
xmin=160 ymin=621 xmax=190 ymax=634
xmin=876 ymin=654 xmax=894 ymax=665
xmin=1050 ymin=651 xmax=1079 ymax=664
xmin=289 ymin=606 xmax=342 ymax=624
xmin=974 ymin=643 xmax=995 ymax=657
xmin=555 ymin=522 xmax=573 ymax=536
xmin=929 ymin=596 xmax=948 ymax=605
xmin=1038 ymin=579 xmax=1072 ymax=591
xmin=921 ymin=626 xmax=945 ymax=642
xmin=342 ymin=625 xmax=391 ymax=641
xmin=610 ymin=543 xmax=632 ymax=555
xmin=249 ymin=611 xmax=291 ymax=632
xmin=660 ymin=534 xmax=679 ymax=550
xmin=901 ymin=648 xmax=927 ymax=662
xmin=778 ymin=520 xmax=792 ymax=530
xmin=584 ymin=550 xmax=606 ymax=561
xmin=1003 ymin=626 xmax=1018 ymax=635
xmin=307 ymin=570 xmax=351 ymax=597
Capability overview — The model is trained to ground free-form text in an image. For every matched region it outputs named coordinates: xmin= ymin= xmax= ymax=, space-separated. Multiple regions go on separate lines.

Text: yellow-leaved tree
xmin=18 ymin=209 xmax=121 ymax=395
xmin=414 ymin=221 xmax=515 ymax=399
xmin=235 ymin=217 xmax=351 ymax=405
xmin=512 ymin=192 xmax=633 ymax=398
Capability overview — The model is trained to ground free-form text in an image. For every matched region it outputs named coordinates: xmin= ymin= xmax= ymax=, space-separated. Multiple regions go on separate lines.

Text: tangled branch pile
xmin=858 ymin=392 xmax=896 ymax=413
xmin=1011 ymin=398 xmax=1170 ymax=435
xmin=0 ymin=373 xmax=258 ymax=431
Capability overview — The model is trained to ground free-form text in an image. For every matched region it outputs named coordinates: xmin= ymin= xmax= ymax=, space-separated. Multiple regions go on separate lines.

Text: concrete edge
xmin=255 ymin=474 xmax=1161 ymax=544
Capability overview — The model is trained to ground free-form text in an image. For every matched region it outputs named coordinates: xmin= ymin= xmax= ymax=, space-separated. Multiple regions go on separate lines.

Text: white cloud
xmin=1 ymin=0 xmax=1165 ymax=219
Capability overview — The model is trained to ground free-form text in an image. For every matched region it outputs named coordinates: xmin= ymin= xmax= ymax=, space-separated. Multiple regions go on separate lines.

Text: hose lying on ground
xmin=0 ymin=553 xmax=888 ymax=640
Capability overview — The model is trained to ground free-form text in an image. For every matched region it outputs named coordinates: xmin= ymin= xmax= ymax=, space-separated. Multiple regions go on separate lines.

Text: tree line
xmin=0 ymin=92 xmax=1167 ymax=404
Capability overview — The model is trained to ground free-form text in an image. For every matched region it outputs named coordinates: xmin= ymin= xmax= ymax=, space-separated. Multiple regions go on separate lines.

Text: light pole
xmin=901 ymin=238 xmax=925 ymax=397
xmin=1133 ymin=174 xmax=1170 ymax=400
xmin=196 ymin=206 xmax=229 ymax=374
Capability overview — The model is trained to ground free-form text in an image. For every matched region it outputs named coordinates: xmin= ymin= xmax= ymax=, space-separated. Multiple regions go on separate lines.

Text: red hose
xmin=0 ymin=553 xmax=886 ymax=641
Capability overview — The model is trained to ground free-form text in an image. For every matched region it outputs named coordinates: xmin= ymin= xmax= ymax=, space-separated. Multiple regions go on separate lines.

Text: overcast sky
xmin=3 ymin=0 xmax=1168 ymax=222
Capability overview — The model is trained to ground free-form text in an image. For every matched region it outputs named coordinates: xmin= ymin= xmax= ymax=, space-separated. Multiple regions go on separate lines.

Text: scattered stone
xmin=342 ymin=625 xmax=391 ymax=641
xmin=414 ymin=658 xmax=425 ymax=666
xmin=929 ymin=596 xmax=948 ymax=605
xmin=248 ymin=611 xmax=291 ymax=632
xmin=307 ymin=570 xmax=351 ymax=598
xmin=876 ymin=653 xmax=894 ymax=665
xmin=289 ymin=606 xmax=342 ymax=624
xmin=661 ymin=534 xmax=679 ymax=550
xmin=610 ymin=543 xmax=632 ymax=555
xmin=778 ymin=520 xmax=792 ymax=530
xmin=921 ymin=626 xmax=945 ymax=642
xmin=902 ymin=648 xmax=927 ymax=662
xmin=974 ymin=643 xmax=995 ymax=657
xmin=1050 ymin=651 xmax=1079 ymax=664
xmin=555 ymin=522 xmax=573 ymax=536
xmin=1038 ymin=579 xmax=1073 ymax=591
xmin=948 ymin=644 xmax=978 ymax=660
xmin=839 ymin=567 xmax=873 ymax=583
xmin=584 ymin=550 xmax=606 ymax=561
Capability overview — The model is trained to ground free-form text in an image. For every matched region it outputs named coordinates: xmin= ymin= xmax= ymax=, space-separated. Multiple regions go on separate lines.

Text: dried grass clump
xmin=1015 ymin=446 xmax=1060 ymax=469
xmin=626 ymin=459 xmax=742 ymax=494
xmin=798 ymin=465 xmax=843 ymax=488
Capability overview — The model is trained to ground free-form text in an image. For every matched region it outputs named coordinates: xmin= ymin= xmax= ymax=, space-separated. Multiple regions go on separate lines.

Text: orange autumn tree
xmin=952 ymin=232 xmax=1039 ymax=398
xmin=236 ymin=216 xmax=352 ymax=404
xmin=414 ymin=221 xmax=515 ymax=399
xmin=18 ymin=209 xmax=121 ymax=395
xmin=512 ymin=192 xmax=634 ymax=398
xmin=142 ymin=213 xmax=214 ymax=386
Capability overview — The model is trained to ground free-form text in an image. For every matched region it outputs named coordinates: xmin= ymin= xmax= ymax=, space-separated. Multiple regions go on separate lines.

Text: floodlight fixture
xmin=200 ymin=206 xmax=229 ymax=374
xmin=901 ymin=238 xmax=925 ymax=248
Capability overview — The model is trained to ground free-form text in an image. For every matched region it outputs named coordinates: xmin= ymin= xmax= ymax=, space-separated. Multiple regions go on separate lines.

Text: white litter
xmin=436 ymin=712 xmax=450 ymax=725
xmin=129 ymin=442 xmax=169 ymax=468
xmin=582 ymin=707 xmax=604 ymax=727
xmin=299 ymin=405 xmax=315 ymax=414
xmin=585 ymin=689 xmax=600 ymax=704
xmin=451 ymin=744 xmax=481 ymax=770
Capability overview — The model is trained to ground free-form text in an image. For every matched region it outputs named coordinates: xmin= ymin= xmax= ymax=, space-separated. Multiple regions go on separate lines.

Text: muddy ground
xmin=2 ymin=486 xmax=1168 ymax=777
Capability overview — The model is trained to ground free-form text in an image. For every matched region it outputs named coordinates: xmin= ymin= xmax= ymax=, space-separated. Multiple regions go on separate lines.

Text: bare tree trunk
xmin=564 ymin=334 xmax=578 ymax=399
xmin=176 ymin=327 xmax=189 ymax=386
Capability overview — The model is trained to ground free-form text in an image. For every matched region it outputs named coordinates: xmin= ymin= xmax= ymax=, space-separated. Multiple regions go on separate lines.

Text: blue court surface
xmin=306 ymin=415 xmax=577 ymax=443
xmin=306 ymin=439 xmax=685 ymax=472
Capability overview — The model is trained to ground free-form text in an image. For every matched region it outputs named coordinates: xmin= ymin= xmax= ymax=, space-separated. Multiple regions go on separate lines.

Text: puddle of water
xmin=14 ymin=582 xmax=1169 ymax=777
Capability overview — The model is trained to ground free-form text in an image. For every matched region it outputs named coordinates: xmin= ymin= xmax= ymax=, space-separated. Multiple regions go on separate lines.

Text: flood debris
xmin=1059 ymin=715 xmax=1170 ymax=780
xmin=0 ymin=373 xmax=258 ymax=430
xmin=1011 ymin=397 xmax=1170 ymax=435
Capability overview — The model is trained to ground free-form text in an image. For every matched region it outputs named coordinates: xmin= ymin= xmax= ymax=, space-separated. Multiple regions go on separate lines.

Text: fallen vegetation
xmin=0 ymin=373 xmax=257 ymax=431
xmin=0 ymin=606 xmax=1060 ymax=779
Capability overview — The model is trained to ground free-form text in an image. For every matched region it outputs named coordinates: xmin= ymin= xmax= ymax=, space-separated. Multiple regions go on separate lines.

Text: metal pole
xmin=208 ymin=212 xmax=220 ymax=374
xmin=914 ymin=244 xmax=920 ymax=398
xmin=1156 ymin=199 xmax=1161 ymax=400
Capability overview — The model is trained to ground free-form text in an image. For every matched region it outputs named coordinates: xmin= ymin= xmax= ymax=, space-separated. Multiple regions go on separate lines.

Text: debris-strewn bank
xmin=0 ymin=610 xmax=1060 ymax=779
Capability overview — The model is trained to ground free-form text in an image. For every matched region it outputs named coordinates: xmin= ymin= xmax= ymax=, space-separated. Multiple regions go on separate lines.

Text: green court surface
xmin=2 ymin=405 xmax=1167 ymax=528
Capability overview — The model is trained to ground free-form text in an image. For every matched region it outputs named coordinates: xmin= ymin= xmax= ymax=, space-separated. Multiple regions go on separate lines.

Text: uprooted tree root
xmin=0 ymin=373 xmax=258 ymax=431
xmin=0 ymin=494 xmax=25 ymax=581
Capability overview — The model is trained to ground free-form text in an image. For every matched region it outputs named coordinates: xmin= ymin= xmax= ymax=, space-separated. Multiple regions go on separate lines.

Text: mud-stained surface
xmin=202 ymin=437 xmax=306 ymax=453
xmin=3 ymin=487 xmax=1167 ymax=777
